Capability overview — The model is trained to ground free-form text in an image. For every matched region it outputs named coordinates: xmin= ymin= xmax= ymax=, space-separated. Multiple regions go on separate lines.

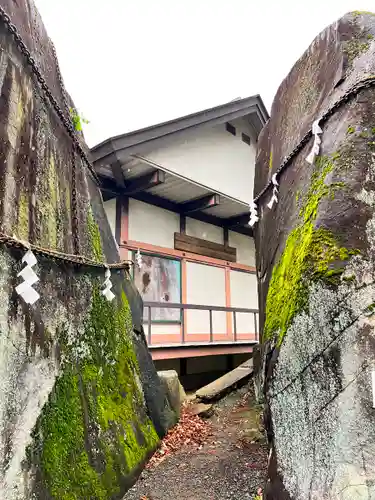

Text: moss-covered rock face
xmin=264 ymin=155 xmax=358 ymax=345
xmin=254 ymin=11 xmax=375 ymax=500
xmin=27 ymin=287 xmax=159 ymax=499
xmin=0 ymin=2 xmax=172 ymax=498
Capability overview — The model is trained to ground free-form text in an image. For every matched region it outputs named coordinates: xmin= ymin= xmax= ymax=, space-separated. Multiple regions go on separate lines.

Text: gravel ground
xmin=124 ymin=386 xmax=268 ymax=500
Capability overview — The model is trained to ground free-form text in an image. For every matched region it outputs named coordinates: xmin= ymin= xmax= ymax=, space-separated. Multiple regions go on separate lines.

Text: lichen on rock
xmin=254 ymin=10 xmax=375 ymax=500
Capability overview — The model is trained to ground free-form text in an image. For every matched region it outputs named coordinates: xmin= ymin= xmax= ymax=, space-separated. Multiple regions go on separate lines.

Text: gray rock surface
xmin=158 ymin=370 xmax=186 ymax=425
xmin=254 ymin=10 xmax=375 ymax=500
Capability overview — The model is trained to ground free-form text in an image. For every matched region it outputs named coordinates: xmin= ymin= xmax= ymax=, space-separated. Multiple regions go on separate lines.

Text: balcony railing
xmin=143 ymin=301 xmax=259 ymax=346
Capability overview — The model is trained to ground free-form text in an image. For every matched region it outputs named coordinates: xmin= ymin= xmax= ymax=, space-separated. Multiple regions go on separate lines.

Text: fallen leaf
xmin=145 ymin=404 xmax=212 ymax=469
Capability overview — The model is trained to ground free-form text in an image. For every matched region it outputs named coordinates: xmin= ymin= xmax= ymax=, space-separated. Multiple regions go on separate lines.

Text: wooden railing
xmin=143 ymin=301 xmax=259 ymax=346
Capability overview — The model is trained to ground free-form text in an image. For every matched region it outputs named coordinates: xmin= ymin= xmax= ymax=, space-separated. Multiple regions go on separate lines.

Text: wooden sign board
xmin=174 ymin=232 xmax=237 ymax=262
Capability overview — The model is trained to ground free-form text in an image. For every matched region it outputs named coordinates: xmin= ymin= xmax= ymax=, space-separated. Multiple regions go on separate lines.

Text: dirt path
xmin=124 ymin=386 xmax=268 ymax=500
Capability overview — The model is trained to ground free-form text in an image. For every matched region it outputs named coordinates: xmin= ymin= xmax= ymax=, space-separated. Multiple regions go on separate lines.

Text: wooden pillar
xmin=116 ymin=196 xmax=129 ymax=260
xmin=180 ymin=214 xmax=186 ymax=233
xmin=223 ymin=226 xmax=229 ymax=246
xmin=225 ymin=265 xmax=233 ymax=338
xmin=181 ymin=258 xmax=187 ymax=342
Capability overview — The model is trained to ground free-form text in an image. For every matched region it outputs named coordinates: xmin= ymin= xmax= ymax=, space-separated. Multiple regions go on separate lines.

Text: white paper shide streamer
xmin=15 ymin=250 xmax=40 ymax=305
xmin=267 ymin=173 xmax=279 ymax=210
xmin=136 ymin=249 xmax=143 ymax=269
xmin=306 ymin=119 xmax=323 ymax=165
xmin=248 ymin=201 xmax=259 ymax=227
xmin=102 ymin=268 xmax=115 ymax=302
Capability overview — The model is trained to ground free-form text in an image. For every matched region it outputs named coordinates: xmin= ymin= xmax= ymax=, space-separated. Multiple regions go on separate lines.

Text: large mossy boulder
xmin=0 ymin=1 xmax=173 ymax=498
xmin=254 ymin=11 xmax=375 ymax=500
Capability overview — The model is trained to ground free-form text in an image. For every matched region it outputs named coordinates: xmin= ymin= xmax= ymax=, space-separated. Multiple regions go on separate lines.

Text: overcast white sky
xmin=34 ymin=1 xmax=374 ymax=147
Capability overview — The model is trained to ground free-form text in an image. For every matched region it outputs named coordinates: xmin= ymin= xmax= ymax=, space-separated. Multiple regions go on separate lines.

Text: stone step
xmin=195 ymin=358 xmax=253 ymax=401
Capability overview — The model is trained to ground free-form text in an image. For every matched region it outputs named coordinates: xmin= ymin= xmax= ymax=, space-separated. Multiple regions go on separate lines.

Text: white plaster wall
xmin=186 ymin=262 xmax=226 ymax=334
xmin=230 ymin=270 xmax=258 ymax=333
xmin=128 ymin=198 xmax=179 ymax=248
xmin=186 ymin=218 xmax=223 ymax=244
xmin=142 ymin=117 xmax=257 ymax=204
xmin=143 ymin=323 xmax=180 ymax=338
xmin=103 ymin=198 xmax=116 ymax=239
xmin=229 ymin=231 xmax=256 ymax=266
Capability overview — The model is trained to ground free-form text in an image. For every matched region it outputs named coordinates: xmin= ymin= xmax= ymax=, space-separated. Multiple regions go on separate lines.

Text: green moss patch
xmin=344 ymin=38 xmax=370 ymax=65
xmin=17 ymin=191 xmax=29 ymax=240
xmin=87 ymin=209 xmax=104 ymax=262
xmin=37 ymin=153 xmax=63 ymax=249
xmin=47 ymin=155 xmax=59 ymax=247
xmin=347 ymin=125 xmax=355 ymax=135
xmin=344 ymin=15 xmax=374 ymax=67
xmin=27 ymin=286 xmax=158 ymax=499
xmin=352 ymin=10 xmax=375 ymax=17
xmin=264 ymin=155 xmax=357 ymax=345
xmin=269 ymin=148 xmax=273 ymax=171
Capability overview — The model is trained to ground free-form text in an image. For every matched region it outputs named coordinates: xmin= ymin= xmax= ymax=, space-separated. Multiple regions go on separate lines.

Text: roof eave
xmin=91 ymin=94 xmax=269 ymax=164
